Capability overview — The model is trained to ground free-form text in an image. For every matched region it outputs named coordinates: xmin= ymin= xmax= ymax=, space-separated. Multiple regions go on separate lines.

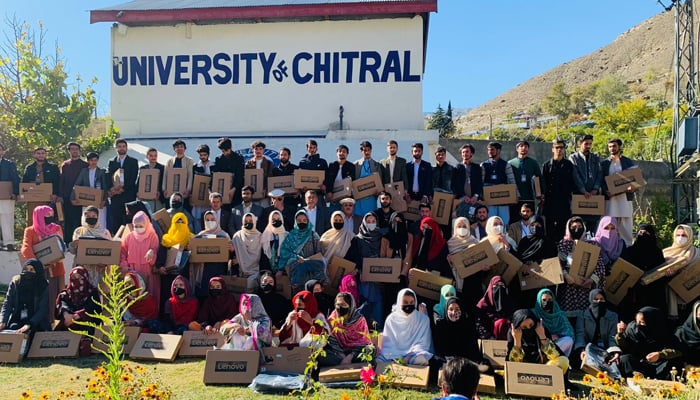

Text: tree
xmin=593 ymin=75 xmax=629 ymax=107
xmin=426 ymin=103 xmax=456 ymax=138
xmin=445 ymin=101 xmax=453 ymax=120
xmin=542 ymin=82 xmax=571 ymax=121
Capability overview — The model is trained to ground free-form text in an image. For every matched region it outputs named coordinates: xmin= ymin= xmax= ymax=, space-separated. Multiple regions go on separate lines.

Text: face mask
xmin=456 ymin=227 xmax=469 ymax=237
xmin=134 ymin=227 xmax=146 ymax=234
xmin=676 ymin=236 xmax=688 ymax=246
xmin=244 ymin=222 xmax=254 ymax=230
xmin=296 ymin=307 xmax=305 ymax=312
xmin=541 ymin=300 xmax=553 ymax=312
xmin=261 ymin=283 xmax=273 ymax=292
xmin=571 ymin=227 xmax=584 ymax=240
xmin=297 ymin=222 xmax=308 ymax=230
xmin=271 ymin=220 xmax=283 ymax=228
xmin=336 ymin=306 xmax=350 ymax=316
xmin=447 ymin=310 xmax=461 ymax=322
xmin=205 ymin=221 xmax=218 ymax=231
xmin=333 ymin=222 xmax=344 ymax=230
xmin=20 ymin=273 xmax=36 ymax=283
xmin=530 ymin=225 xmax=540 ymax=236
xmin=85 ymin=217 xmax=98 ymax=226
xmin=366 ymin=223 xmax=377 ymax=231
xmin=591 ymin=301 xmax=607 ymax=316
xmin=44 ymin=216 xmax=55 ymax=225
xmin=171 ymin=201 xmax=183 ymax=209
xmin=492 ymin=225 xmax=503 ymax=235
xmin=401 ymin=304 xmax=415 ymax=314
xmin=173 ymin=287 xmax=186 ymax=296
xmin=209 ymin=289 xmax=222 ymax=297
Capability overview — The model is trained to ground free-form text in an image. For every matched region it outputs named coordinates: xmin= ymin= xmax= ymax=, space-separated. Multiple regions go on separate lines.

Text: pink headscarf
xmin=339 ymin=274 xmax=360 ymax=306
xmin=33 ymin=205 xmax=60 ymax=239
xmin=132 ymin=211 xmax=157 ymax=242
xmin=592 ymin=216 xmax=624 ymax=264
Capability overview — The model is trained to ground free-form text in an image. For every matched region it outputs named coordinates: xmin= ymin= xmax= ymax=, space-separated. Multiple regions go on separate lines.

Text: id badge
xmin=491 ymin=174 xmax=497 ymax=181
xmin=21 ymin=308 xmax=28 ymax=320
xmin=521 ymin=174 xmax=527 ymax=183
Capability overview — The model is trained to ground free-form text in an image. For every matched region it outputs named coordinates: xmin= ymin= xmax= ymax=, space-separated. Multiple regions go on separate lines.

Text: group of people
xmin=1 ymin=135 xmax=699 ymax=388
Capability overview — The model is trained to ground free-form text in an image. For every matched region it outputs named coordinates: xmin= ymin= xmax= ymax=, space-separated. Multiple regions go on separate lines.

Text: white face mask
xmin=134 ymin=227 xmax=146 ymax=234
xmin=676 ymin=235 xmax=688 ymax=246
xmin=492 ymin=225 xmax=503 ymax=235
xmin=447 ymin=310 xmax=461 ymax=322
xmin=456 ymin=227 xmax=469 ymax=237
xmin=366 ymin=223 xmax=377 ymax=231
xmin=205 ymin=221 xmax=218 ymax=231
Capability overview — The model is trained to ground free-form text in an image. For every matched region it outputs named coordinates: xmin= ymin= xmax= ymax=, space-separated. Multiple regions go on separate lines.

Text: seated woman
xmin=279 ymin=290 xmax=329 ymax=346
xmin=476 ymin=275 xmax=515 ymax=340
xmin=54 ymin=266 xmax=102 ymax=334
xmin=120 ymin=211 xmax=160 ymax=312
xmin=655 ymin=225 xmax=700 ymax=319
xmin=619 ymin=224 xmax=666 ymax=320
xmin=574 ymin=289 xmax=621 ymax=378
xmin=197 ymin=277 xmax=238 ymax=335
xmin=71 ymin=206 xmax=112 ymax=288
xmin=516 ymin=216 xmax=557 ymax=263
xmin=161 ymin=212 xmax=195 ymax=309
xmin=531 ymin=288 xmax=574 ymax=357
xmin=354 ymin=212 xmax=385 ymax=330
xmin=591 ymin=216 xmax=625 ymax=274
xmin=279 ymin=210 xmax=326 ymax=291
xmin=412 ymin=216 xmax=450 ymax=278
xmin=433 ymin=284 xmax=457 ymax=323
xmin=0 ymin=259 xmax=50 ymax=334
xmin=190 ymin=211 xmax=230 ymax=299
xmin=616 ymin=306 xmax=683 ymax=379
xmin=675 ymin=300 xmax=700 ymax=365
xmin=433 ymin=297 xmax=482 ymax=363
xmin=260 ymin=211 xmax=288 ymax=273
xmin=256 ymin=271 xmax=291 ymax=329
xmin=166 ymin=192 xmax=195 ymax=233
xmin=507 ymin=309 xmax=569 ymax=372
xmin=306 ymin=279 xmax=333 ymax=317
xmin=485 ymin=216 xmax=517 ymax=253
xmin=162 ymin=275 xmax=198 ymax=335
xmin=380 ymin=288 xmax=433 ymax=365
xmin=319 ymin=292 xmax=375 ymax=367
xmin=320 ymin=210 xmax=355 ymax=262
xmin=123 ymin=272 xmax=159 ymax=331
xmin=220 ymin=294 xmax=272 ymax=354
xmin=231 ymin=213 xmax=262 ymax=291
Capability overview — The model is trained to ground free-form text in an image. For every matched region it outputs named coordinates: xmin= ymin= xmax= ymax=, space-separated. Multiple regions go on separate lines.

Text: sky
xmin=3 ymin=1 xmax=667 ymax=115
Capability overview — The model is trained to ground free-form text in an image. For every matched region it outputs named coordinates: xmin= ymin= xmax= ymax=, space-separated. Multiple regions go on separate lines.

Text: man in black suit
xmin=0 ymin=142 xmax=20 ymax=250
xmin=22 ymin=147 xmax=60 ymax=225
xmin=59 ymin=142 xmax=88 ymax=243
xmin=211 ymin=137 xmax=245 ymax=207
xmin=201 ymin=192 xmax=233 ymax=235
xmin=107 ymin=139 xmax=139 ymax=234
xmin=303 ymin=189 xmax=330 ymax=235
xmin=406 ymin=143 xmax=433 ymax=201
xmin=230 ymin=185 xmax=264 ymax=234
xmin=257 ymin=189 xmax=297 ymax=232
xmin=324 ymin=144 xmax=355 ymax=204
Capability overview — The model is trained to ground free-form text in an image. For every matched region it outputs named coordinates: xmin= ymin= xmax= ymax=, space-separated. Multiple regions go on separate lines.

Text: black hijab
xmin=675 ymin=301 xmax=700 ymax=349
xmin=507 ymin=309 xmax=545 ymax=363
xmin=621 ymin=223 xmax=665 ymax=271
xmin=517 ymin=216 xmax=555 ymax=262
xmin=433 ymin=297 xmax=480 ymax=360
xmin=588 ymin=289 xmax=608 ymax=320
xmin=18 ymin=259 xmax=47 ymax=310
xmin=623 ymin=306 xmax=673 ymax=356
xmin=385 ymin=212 xmax=409 ymax=257
xmin=257 ymin=271 xmax=292 ymax=328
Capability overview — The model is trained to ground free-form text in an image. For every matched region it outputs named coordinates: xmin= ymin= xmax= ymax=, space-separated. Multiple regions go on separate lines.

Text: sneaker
xmin=5 ymin=244 xmax=15 ymax=252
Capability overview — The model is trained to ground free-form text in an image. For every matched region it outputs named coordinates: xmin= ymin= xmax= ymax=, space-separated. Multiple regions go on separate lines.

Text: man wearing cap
xmin=0 ymin=142 xmax=20 ymax=251
xmin=71 ymin=152 xmax=108 ymax=230
xmin=231 ymin=185 xmax=264 ymax=233
xmin=60 ymin=142 xmax=88 ymax=244
xmin=211 ymin=137 xmax=245 ymax=206
xmin=257 ymin=188 xmax=297 ymax=232
xmin=508 ymin=140 xmax=542 ymax=220
xmin=339 ymin=198 xmax=362 ymax=234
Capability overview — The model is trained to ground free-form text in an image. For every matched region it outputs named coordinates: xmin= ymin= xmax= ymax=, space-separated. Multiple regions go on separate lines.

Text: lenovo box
xmin=0 ymin=181 xmax=13 ymax=199
xmin=384 ymin=182 xmax=407 ymax=213
xmin=164 ymin=168 xmax=187 ymax=195
xmin=267 ymin=175 xmax=296 ymax=195
xmin=203 ymin=350 xmax=260 ymax=385
xmin=73 ymin=186 xmax=104 ymax=207
xmin=188 ymin=238 xmax=230 ymax=263
xmin=0 ymin=332 xmax=28 ymax=363
xmin=325 ymin=256 xmax=356 ymax=296
xmin=27 ymin=331 xmax=80 ymax=358
xmin=404 ymin=200 xmax=422 ymax=221
xmin=431 ymin=191 xmax=455 ymax=226
xmin=221 ymin=275 xmax=249 ymax=294
xmin=388 ymin=363 xmax=430 ymax=389
xmin=669 ymin=258 xmax=700 ymax=303
xmin=409 ymin=268 xmax=453 ymax=301
xmin=244 ymin=169 xmax=264 ymax=199
xmin=451 ymin=239 xmax=500 ymax=279
xmin=496 ymin=249 xmax=523 ymax=284
xmin=332 ymin=177 xmax=353 ymax=201
xmin=137 ymin=168 xmax=160 ymax=201
xmin=211 ymin=172 xmax=233 ymax=204
xmin=179 ymin=331 xmax=225 ymax=357
xmin=261 ymin=346 xmax=312 ymax=374
xmin=519 ymin=258 xmax=564 ymax=291
xmin=190 ymin=174 xmax=212 ymax=207
xmin=641 ymin=255 xmax=692 ymax=285
xmin=75 ymin=238 xmax=121 ymax=265
xmin=480 ymin=339 xmax=508 ymax=368
xmin=32 ymin=235 xmax=65 ymax=265
xmin=571 ymin=195 xmax=605 ymax=216
xmin=504 ymin=361 xmax=565 ymax=398
xmin=605 ymin=168 xmax=645 ymax=196
xmin=570 ymin=240 xmax=601 ymax=284
xmin=163 ymin=245 xmax=184 ymax=272
xmin=319 ymin=363 xmax=365 ymax=383
xmin=483 ymin=184 xmax=517 ymax=206
xmin=605 ymin=258 xmax=644 ymax=305
xmin=92 ymin=326 xmax=141 ymax=355
xmin=153 ymin=208 xmax=171 ymax=233
xmin=351 ymin=173 xmax=382 ymax=200
xmin=361 ymin=258 xmax=401 ymax=283
xmin=18 ymin=182 xmax=52 ymax=202
xmin=294 ymin=169 xmax=324 ymax=190
xmin=129 ymin=333 xmax=183 ymax=362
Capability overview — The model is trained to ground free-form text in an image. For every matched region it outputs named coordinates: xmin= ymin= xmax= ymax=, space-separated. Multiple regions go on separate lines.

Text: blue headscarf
xmin=530 ymin=288 xmax=574 ymax=337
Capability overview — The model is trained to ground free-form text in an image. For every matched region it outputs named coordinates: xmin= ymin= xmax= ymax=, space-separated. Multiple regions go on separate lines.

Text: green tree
xmin=593 ymin=75 xmax=629 ymax=107
xmin=426 ymin=103 xmax=455 ymax=138
xmin=542 ymin=82 xmax=571 ymax=121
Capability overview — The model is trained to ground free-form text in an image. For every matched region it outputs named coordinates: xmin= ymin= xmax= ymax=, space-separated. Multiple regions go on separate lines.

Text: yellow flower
xmin=596 ymin=371 xmax=606 ymax=381
xmin=120 ymin=372 xmax=133 ymax=382
xmin=39 ymin=393 xmax=50 ymax=400
xmin=670 ymin=383 xmax=681 ymax=395
xmin=377 ymin=375 xmax=386 ymax=384
xmin=20 ymin=390 xmax=31 ymax=399
xmin=582 ymin=375 xmax=592 ymax=384
xmin=362 ymin=386 xmax=373 ymax=396
xmin=87 ymin=379 xmax=99 ymax=393
xmin=340 ymin=393 xmax=351 ymax=400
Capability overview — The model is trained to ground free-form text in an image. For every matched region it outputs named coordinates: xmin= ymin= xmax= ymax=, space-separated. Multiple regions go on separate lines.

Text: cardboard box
xmin=325 ymin=256 xmax=356 ymax=296
xmin=409 ymin=268 xmax=453 ymax=301
xmin=129 ymin=333 xmax=183 ymax=362
xmin=641 ymin=258 xmax=688 ymax=286
xmin=605 ymin=168 xmax=645 ymax=196
xmin=179 ymin=331 xmax=225 ymax=357
xmin=361 ymin=258 xmax=401 ymax=283
xmin=569 ymin=240 xmax=601 ymax=284
xmin=351 ymin=173 xmax=382 ymax=200
xmin=504 ymin=361 xmax=565 ymax=398
xmin=164 ymin=168 xmax=187 ymax=195
xmin=188 ymin=237 xmax=230 ymax=263
xmin=519 ymin=258 xmax=564 ymax=291
xmin=27 ymin=331 xmax=81 ymax=358
xmin=203 ymin=350 xmax=260 ymax=385
xmin=0 ymin=332 xmax=28 ymax=363
xmin=75 ymin=238 xmax=121 ymax=265
xmin=605 ymin=258 xmax=644 ymax=305
xmin=137 ymin=168 xmax=160 ymax=200
xmin=384 ymin=182 xmax=407 ymax=213
xmin=404 ymin=200 xmax=422 ymax=221
xmin=190 ymin=174 xmax=212 ymax=207
xmin=332 ymin=177 xmax=353 ymax=200
xmin=669 ymin=258 xmax=700 ymax=303
xmin=387 ymin=363 xmax=430 ymax=389
xmin=261 ymin=346 xmax=312 ymax=374
xmin=92 ymin=326 xmax=141 ymax=355
xmin=294 ymin=169 xmax=324 ymax=190
xmin=431 ymin=191 xmax=454 ymax=226
xmin=451 ymin=239 xmax=500 ymax=279
xmin=533 ymin=176 xmax=542 ymax=198
xmin=73 ymin=186 xmax=104 ymax=207
xmin=480 ymin=339 xmax=508 ymax=368
xmin=17 ymin=183 xmax=52 ymax=202
xmin=319 ymin=363 xmax=365 ymax=383
xmin=276 ymin=273 xmax=292 ymax=300
xmin=496 ymin=249 xmax=523 ymax=284
xmin=482 ymin=184 xmax=517 ymax=206
xmin=244 ymin=169 xmax=265 ymax=199
xmin=0 ymin=181 xmax=14 ymax=200
xmin=221 ymin=275 xmax=250 ymax=294
xmin=112 ymin=169 xmax=124 ymax=190
xmin=55 ymin=201 xmax=64 ymax=222
xmin=212 ymin=172 xmax=233 ymax=204
xmin=162 ymin=245 xmax=184 ymax=272
xmin=32 ymin=235 xmax=65 ymax=265
xmin=153 ymin=208 xmax=171 ymax=233
xmin=571 ymin=195 xmax=605 ymax=216
xmin=267 ymin=175 xmax=296 ymax=196
xmin=478 ymin=374 xmax=497 ymax=395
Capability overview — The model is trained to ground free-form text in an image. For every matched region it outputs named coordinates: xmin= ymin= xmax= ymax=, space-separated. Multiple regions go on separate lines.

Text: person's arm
xmin=574 ymin=311 xmax=586 ymax=351
xmin=20 ymin=228 xmax=37 ymax=260
xmin=29 ymin=285 xmax=49 ymax=331
xmin=0 ymin=281 xmax=16 ymax=328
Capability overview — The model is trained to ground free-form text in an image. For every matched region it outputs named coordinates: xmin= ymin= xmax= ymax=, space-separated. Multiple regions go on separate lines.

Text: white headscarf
xmin=319 ymin=210 xmax=355 ymax=261
xmin=380 ymin=288 xmax=433 ymax=360
xmin=485 ymin=216 xmax=517 ymax=252
xmin=447 ymin=216 xmax=477 ymax=255
xmin=232 ymin=213 xmax=262 ymax=276
xmin=260 ymin=210 xmax=288 ymax=259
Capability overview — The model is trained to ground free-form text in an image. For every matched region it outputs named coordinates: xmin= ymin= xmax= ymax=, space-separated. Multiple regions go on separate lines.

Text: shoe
xmin=5 ymin=244 xmax=15 ymax=252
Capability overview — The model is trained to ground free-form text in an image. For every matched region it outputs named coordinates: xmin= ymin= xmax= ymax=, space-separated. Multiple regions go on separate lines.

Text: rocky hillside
xmin=456 ymin=9 xmax=676 ymax=133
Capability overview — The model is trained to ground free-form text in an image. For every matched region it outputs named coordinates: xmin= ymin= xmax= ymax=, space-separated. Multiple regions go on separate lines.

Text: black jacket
xmin=107 ymin=155 xmax=139 ymax=198
xmin=0 ymin=158 xmax=20 ymax=194
xmin=22 ymin=161 xmax=60 ymax=196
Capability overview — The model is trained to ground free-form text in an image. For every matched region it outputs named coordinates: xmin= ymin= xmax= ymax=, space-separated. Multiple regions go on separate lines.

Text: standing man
xmin=203 ymin=192 xmax=232 ymax=236
xmin=245 ymin=141 xmax=274 ymax=207
xmin=508 ymin=140 xmax=541 ymax=220
xmin=354 ymin=141 xmax=383 ymax=216
xmin=432 ymin=146 xmax=455 ymax=194
xmin=380 ymin=140 xmax=408 ymax=188
xmin=601 ymin=139 xmax=638 ymax=246
xmin=191 ymin=144 xmax=213 ymax=232
xmin=453 ymin=144 xmax=483 ymax=220
xmin=71 ymin=152 xmax=108 ymax=230
xmin=212 ymin=137 xmax=245 ymax=206
xmin=272 ymin=147 xmax=300 ymax=209
xmin=0 ymin=142 xmax=20 ymax=250
xmin=324 ymin=144 xmax=355 ymax=205
xmin=163 ymin=139 xmax=195 ymax=206
xmin=480 ymin=142 xmax=515 ymax=224
xmin=303 ymin=189 xmax=329 ymax=235
xmin=541 ymin=139 xmax=575 ymax=241
xmin=569 ymin=134 xmax=603 ymax=236
xmin=107 ymin=139 xmax=139 ymax=233
xmin=406 ymin=143 xmax=433 ymax=202
xmin=231 ymin=185 xmax=264 ymax=233
xmin=22 ymin=147 xmax=60 ymax=225
xmin=59 ymin=142 xmax=88 ymax=243
xmin=136 ymin=148 xmax=165 ymax=212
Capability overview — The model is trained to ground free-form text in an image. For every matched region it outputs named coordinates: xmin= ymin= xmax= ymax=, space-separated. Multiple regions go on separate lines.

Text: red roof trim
xmin=90 ymin=2 xmax=437 ymax=24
